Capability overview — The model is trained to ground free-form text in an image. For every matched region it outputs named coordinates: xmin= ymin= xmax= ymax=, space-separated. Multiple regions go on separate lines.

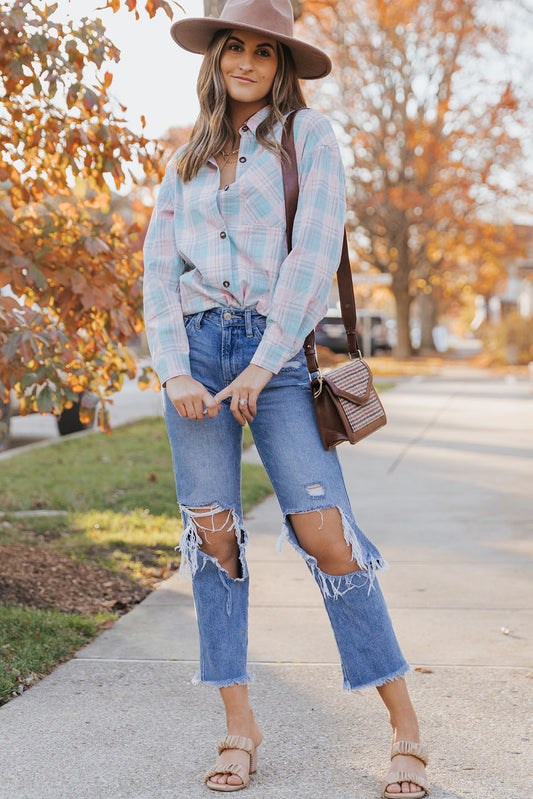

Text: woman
xmin=143 ymin=0 xmax=429 ymax=795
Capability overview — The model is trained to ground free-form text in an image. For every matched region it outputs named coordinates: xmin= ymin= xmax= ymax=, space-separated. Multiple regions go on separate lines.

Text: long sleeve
xmin=250 ymin=124 xmax=346 ymax=374
xmin=142 ymin=155 xmax=190 ymax=386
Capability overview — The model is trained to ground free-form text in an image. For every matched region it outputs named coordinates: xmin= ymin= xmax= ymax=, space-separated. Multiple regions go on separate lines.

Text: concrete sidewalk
xmin=0 ymin=369 xmax=531 ymax=799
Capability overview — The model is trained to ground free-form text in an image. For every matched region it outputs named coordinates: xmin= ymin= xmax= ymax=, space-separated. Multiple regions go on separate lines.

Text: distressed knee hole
xmin=288 ymin=506 xmax=364 ymax=576
xmin=277 ymin=508 xmax=386 ymax=598
xmin=186 ymin=504 xmax=236 ymax=540
xmin=178 ymin=503 xmax=247 ymax=581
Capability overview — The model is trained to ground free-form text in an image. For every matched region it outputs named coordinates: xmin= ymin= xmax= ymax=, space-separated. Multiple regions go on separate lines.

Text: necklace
xmin=219 ymin=150 xmax=239 ymax=170
xmin=220 ymin=146 xmax=239 ymax=157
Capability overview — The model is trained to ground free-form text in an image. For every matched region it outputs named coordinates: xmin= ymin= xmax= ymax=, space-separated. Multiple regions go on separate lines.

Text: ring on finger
xmin=239 ymin=398 xmax=248 ymax=407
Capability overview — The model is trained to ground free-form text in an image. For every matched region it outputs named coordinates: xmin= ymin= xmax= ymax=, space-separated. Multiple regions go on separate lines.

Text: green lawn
xmin=0 ymin=604 xmax=104 ymax=704
xmin=0 ymin=417 xmax=258 ymax=515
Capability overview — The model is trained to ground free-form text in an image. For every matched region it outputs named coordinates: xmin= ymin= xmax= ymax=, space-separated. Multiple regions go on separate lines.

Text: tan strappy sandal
xmin=204 ymin=734 xmax=258 ymax=792
xmin=382 ymin=740 xmax=430 ymax=799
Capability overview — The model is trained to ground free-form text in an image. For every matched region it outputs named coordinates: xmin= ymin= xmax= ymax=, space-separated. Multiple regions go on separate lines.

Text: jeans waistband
xmin=185 ymin=307 xmax=266 ymax=332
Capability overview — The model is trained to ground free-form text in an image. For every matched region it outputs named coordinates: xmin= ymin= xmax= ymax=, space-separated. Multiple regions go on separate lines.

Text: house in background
xmin=498 ymin=224 xmax=533 ymax=319
xmin=472 ymin=224 xmax=533 ymax=329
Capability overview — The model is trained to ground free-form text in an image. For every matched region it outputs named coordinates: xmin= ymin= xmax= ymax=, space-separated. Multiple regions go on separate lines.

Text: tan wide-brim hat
xmin=170 ymin=0 xmax=332 ymax=80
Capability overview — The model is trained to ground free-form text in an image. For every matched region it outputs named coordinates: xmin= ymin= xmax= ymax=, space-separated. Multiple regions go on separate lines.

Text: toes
xmin=397 ymin=781 xmax=422 ymax=794
xmin=209 ymin=772 xmax=243 ymax=786
xmin=386 ymin=780 xmax=423 ymax=795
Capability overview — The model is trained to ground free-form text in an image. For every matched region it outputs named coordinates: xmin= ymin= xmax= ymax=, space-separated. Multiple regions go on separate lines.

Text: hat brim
xmin=170 ymin=17 xmax=332 ymax=80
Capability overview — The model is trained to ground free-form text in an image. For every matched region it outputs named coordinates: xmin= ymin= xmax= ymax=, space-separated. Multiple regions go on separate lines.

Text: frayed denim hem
xmin=191 ymin=670 xmax=255 ymax=688
xmin=343 ymin=662 xmax=412 ymax=693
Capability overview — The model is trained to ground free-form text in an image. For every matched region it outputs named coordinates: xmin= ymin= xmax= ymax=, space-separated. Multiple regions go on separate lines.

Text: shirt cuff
xmin=250 ymin=336 xmax=298 ymax=374
xmin=156 ymin=353 xmax=191 ymax=388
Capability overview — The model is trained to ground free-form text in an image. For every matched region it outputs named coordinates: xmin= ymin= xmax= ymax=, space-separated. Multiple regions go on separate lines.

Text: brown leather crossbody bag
xmin=281 ymin=111 xmax=387 ymax=450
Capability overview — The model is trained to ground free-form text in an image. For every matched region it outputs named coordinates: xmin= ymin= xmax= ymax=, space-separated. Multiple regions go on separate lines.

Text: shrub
xmin=478 ymin=313 xmax=533 ymax=364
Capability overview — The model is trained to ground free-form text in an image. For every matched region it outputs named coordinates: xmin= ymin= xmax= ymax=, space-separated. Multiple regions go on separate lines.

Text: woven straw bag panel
xmin=328 ymin=362 xmax=384 ymax=433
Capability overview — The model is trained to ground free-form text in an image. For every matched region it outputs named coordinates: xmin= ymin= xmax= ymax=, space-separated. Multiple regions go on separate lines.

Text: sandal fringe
xmin=205 ymin=735 xmax=258 ymax=792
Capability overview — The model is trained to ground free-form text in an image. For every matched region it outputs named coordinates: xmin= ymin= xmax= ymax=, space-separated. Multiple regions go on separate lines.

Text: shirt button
xmin=239 ymin=156 xmax=247 ymax=163
xmin=223 ymin=184 xmax=230 ymax=191
xmin=223 ymin=311 xmax=232 ymax=320
xmin=241 ymin=124 xmax=249 ymax=132
xmin=223 ymin=280 xmax=230 ymax=288
xmin=220 ymin=231 xmax=227 ymax=238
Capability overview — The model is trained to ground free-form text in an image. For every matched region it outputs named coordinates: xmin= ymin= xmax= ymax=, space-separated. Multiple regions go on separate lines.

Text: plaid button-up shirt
xmin=143 ymin=106 xmax=346 ymax=386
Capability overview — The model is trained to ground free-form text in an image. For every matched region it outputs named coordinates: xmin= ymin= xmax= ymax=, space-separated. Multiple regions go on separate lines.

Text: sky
xmin=61 ymin=1 xmax=533 ymax=147
xmin=59 ymin=0 xmax=533 ymax=218
xmin=61 ymin=0 xmax=207 ymax=139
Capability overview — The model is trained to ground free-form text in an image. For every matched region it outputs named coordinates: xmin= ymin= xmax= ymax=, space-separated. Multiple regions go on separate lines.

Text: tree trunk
xmin=390 ymin=225 xmax=413 ymax=358
xmin=393 ymin=283 xmax=412 ymax=358
xmin=419 ymin=290 xmax=438 ymax=351
xmin=203 ymin=0 xmax=302 ymax=18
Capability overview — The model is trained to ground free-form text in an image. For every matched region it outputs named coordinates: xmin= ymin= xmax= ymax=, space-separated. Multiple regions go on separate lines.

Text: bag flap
xmin=322 ymin=359 xmax=373 ymax=405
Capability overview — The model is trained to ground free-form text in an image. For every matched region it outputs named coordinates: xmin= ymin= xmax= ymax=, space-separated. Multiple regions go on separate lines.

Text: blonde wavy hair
xmin=177 ymin=29 xmax=307 ymax=182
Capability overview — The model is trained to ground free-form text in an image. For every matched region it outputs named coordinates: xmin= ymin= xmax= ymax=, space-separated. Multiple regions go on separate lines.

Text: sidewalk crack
xmin=388 ymin=392 xmax=457 ymax=474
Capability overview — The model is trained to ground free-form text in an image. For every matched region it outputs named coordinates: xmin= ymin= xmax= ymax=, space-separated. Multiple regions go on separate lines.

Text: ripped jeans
xmin=163 ymin=308 xmax=409 ymax=691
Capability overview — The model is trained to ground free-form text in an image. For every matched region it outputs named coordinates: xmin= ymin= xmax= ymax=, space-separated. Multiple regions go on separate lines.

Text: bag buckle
xmin=349 ymin=349 xmax=362 ymax=360
xmin=310 ymin=369 xmax=323 ymax=398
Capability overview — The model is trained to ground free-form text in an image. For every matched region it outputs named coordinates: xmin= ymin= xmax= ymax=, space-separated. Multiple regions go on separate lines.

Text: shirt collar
xmin=206 ymin=105 xmax=275 ymax=166
xmin=243 ymin=105 xmax=271 ymax=133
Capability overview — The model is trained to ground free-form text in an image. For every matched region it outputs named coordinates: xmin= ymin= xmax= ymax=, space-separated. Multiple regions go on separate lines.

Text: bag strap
xmin=280 ymin=110 xmax=361 ymax=375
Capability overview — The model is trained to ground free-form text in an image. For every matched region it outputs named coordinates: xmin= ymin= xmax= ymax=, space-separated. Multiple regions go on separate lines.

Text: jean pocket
xmin=183 ymin=314 xmax=197 ymax=333
xmin=252 ymin=324 xmax=267 ymax=341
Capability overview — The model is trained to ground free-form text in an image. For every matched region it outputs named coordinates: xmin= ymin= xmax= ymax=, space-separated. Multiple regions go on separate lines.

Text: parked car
xmin=315 ymin=309 xmax=394 ymax=357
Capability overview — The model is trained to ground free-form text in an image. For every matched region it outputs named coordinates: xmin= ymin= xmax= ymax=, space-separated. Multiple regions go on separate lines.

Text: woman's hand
xmin=165 ymin=375 xmax=221 ymax=421
xmin=213 ymin=364 xmax=274 ymax=426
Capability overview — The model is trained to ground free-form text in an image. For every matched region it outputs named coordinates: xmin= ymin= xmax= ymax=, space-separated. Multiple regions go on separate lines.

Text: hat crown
xmin=219 ymin=0 xmax=294 ymax=39
xmin=170 ymin=0 xmax=332 ymax=80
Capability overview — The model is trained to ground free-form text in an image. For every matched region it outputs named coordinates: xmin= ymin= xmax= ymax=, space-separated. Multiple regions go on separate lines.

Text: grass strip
xmin=0 ymin=604 xmax=109 ymax=705
xmin=0 ymin=417 xmax=272 ymax=578
xmin=0 ymin=417 xmax=261 ymax=515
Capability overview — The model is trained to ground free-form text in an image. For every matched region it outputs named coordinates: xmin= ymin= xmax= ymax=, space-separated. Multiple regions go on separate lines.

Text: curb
xmin=0 ymin=412 xmax=163 ymax=462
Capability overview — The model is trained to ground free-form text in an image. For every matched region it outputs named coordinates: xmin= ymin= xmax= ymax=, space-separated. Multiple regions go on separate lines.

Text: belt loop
xmin=245 ymin=309 xmax=253 ymax=337
xmin=195 ymin=310 xmax=204 ymax=330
